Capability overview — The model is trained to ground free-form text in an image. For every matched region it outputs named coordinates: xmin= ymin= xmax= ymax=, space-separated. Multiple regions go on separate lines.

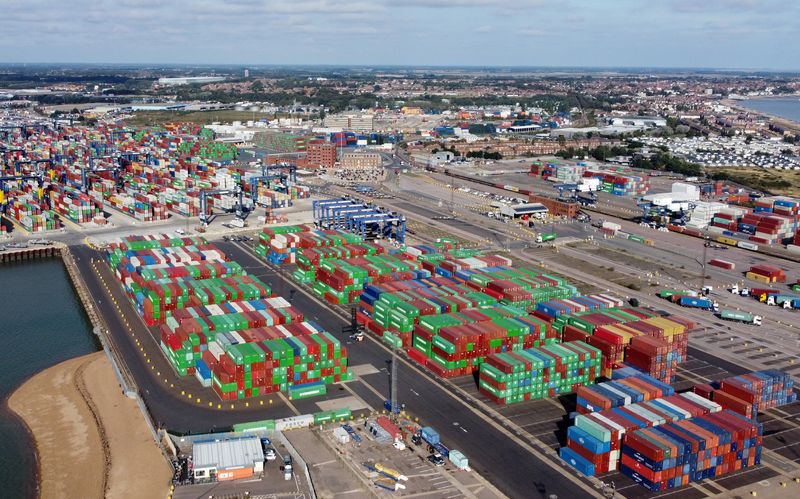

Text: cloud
xmin=0 ymin=0 xmax=796 ymax=68
xmin=389 ymin=0 xmax=544 ymax=8
xmin=516 ymin=27 xmax=547 ymax=37
xmin=663 ymin=0 xmax=788 ymax=12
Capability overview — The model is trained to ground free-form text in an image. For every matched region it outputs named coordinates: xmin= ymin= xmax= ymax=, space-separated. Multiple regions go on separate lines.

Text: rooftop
xmin=193 ymin=437 xmax=264 ymax=471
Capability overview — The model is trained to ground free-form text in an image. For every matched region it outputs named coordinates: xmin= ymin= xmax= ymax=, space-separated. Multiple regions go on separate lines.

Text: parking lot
xmin=171 ymin=436 xmax=312 ymax=499
xmin=288 ymin=418 xmax=505 ymax=499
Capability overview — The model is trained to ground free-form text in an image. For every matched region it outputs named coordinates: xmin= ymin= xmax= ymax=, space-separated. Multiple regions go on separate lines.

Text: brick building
xmin=340 ymin=151 xmax=382 ymax=169
xmin=306 ymin=141 xmax=337 ymax=168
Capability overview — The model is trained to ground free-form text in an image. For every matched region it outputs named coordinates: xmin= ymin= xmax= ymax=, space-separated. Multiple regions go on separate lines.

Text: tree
xmin=745 ymin=135 xmax=753 ymax=144
xmin=250 ymin=80 xmax=264 ymax=93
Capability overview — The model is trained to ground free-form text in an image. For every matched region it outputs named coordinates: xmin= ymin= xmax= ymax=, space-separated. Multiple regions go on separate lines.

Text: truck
xmin=536 ymin=232 xmax=557 ymax=243
xmin=678 ymin=295 xmax=719 ymax=312
xmin=658 ymin=289 xmax=697 ymax=300
xmin=719 ymin=310 xmax=762 ymax=326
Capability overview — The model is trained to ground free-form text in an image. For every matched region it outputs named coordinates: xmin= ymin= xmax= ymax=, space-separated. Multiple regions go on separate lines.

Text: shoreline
xmin=0 ymin=403 xmax=40 ymax=498
xmin=723 ymin=97 xmax=800 ymax=132
xmin=7 ymin=351 xmax=172 ymax=499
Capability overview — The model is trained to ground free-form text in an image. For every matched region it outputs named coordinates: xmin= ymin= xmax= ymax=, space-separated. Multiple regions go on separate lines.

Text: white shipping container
xmin=267 ymin=297 xmax=291 ymax=308
xmin=208 ymin=341 xmax=225 ymax=360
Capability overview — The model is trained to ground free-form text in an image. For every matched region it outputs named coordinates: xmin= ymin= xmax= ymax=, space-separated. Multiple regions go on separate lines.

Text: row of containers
xmin=746 ymin=263 xmax=788 ymax=284
xmin=256 ymin=225 xmax=695 ymax=402
xmin=708 ymin=198 xmax=799 ymax=246
xmin=107 ymin=233 xmax=351 ymax=401
xmin=2 ymin=123 xmax=308 ymax=230
xmin=740 ymin=287 xmax=800 ymax=310
xmin=561 ymin=369 xmax=795 ymax=490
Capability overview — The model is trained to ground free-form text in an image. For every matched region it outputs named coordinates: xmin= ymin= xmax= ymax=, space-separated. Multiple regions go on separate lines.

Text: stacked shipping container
xmin=692 ymin=370 xmax=796 ymax=419
xmin=478 ymin=341 xmax=602 ymax=405
xmin=620 ymin=411 xmax=762 ymax=492
xmin=108 ymin=234 xmax=350 ymax=401
xmin=560 ymin=392 xmax=722 ymax=476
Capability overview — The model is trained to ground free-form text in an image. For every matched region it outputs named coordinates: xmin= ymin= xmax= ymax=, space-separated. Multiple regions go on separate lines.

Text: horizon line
xmin=1 ymin=62 xmax=799 ymax=73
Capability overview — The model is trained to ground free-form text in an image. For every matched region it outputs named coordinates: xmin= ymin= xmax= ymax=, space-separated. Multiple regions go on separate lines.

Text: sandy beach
xmin=7 ymin=351 xmax=172 ymax=499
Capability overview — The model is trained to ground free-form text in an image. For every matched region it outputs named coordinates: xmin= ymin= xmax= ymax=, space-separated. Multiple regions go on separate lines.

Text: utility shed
xmin=500 ymin=203 xmax=548 ymax=218
xmin=193 ymin=437 xmax=265 ymax=482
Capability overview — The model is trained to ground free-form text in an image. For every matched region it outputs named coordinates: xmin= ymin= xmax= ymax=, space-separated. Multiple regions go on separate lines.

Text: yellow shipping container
xmin=717 ymin=236 xmax=738 ymax=246
xmin=647 ymin=317 xmax=685 ymax=337
xmin=602 ymin=325 xmax=637 ymax=344
xmin=746 ymin=272 xmax=773 ymax=284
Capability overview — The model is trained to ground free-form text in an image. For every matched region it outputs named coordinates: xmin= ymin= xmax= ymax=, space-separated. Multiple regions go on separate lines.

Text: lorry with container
xmin=718 ymin=310 xmax=762 ymax=326
xmin=766 ymin=294 xmax=800 ymax=309
xmin=536 ymin=232 xmax=557 ymax=243
xmin=658 ymin=289 xmax=697 ymax=300
xmin=678 ymin=296 xmax=719 ymax=312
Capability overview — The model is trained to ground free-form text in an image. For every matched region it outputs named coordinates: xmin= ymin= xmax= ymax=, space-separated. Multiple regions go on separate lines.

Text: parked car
xmin=265 ymin=448 xmax=276 ymax=461
xmin=427 ymin=454 xmax=445 ymax=466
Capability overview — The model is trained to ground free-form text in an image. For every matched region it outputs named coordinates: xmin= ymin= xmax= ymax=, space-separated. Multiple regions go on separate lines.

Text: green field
xmin=715 ymin=167 xmax=800 ymax=197
xmin=123 ymin=110 xmax=275 ymax=127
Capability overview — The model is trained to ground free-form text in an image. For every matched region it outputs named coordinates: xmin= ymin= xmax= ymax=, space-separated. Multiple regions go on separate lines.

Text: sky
xmin=1 ymin=0 xmax=798 ymax=70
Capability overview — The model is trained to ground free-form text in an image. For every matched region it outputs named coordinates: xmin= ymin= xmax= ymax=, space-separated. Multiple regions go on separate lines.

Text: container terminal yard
xmin=4 ymin=119 xmax=800 ymax=499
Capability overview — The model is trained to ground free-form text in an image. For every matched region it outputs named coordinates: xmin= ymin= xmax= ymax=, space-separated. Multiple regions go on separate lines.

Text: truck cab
xmin=283 ymin=455 xmax=293 ymax=480
xmin=753 ymin=315 xmax=763 ymax=326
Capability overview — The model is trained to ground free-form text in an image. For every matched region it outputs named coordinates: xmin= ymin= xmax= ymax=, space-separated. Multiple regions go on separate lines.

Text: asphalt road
xmin=393 ymin=201 xmax=501 ymax=242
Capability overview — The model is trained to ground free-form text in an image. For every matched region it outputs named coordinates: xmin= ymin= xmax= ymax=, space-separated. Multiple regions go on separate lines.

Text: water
xmin=0 ymin=258 xmax=99 ymax=499
xmin=739 ymin=97 xmax=800 ymax=123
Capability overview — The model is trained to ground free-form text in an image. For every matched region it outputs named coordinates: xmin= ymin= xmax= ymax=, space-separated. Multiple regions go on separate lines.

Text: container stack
xmin=478 ymin=341 xmax=602 ymax=405
xmin=620 ymin=411 xmax=762 ymax=492
xmin=560 ymin=392 xmax=722 ymax=476
xmin=109 ymin=233 xmax=351 ymax=401
xmin=712 ymin=204 xmax=798 ymax=245
xmin=575 ymin=371 xmax=675 ymax=414
xmin=8 ymin=196 xmax=59 ymax=232
xmin=547 ymin=307 xmax=693 ymax=382
xmin=50 ymin=185 xmax=104 ymax=224
xmin=746 ymin=264 xmax=786 ymax=284
xmin=0 ymin=124 xmax=313 ymax=229
xmin=692 ymin=370 xmax=796 ymax=419
xmin=255 ymin=224 xmax=316 ymax=264
xmin=583 ymin=170 xmax=650 ymax=197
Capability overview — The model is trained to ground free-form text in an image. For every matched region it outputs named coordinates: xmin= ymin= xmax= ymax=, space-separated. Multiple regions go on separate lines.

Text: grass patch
xmin=715 ymin=167 xmax=800 ymax=197
xmin=122 ymin=110 xmax=275 ymax=127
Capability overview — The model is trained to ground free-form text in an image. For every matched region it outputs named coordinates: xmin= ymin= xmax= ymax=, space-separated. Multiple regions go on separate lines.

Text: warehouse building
xmin=498 ymin=203 xmax=549 ymax=219
xmin=324 ymin=113 xmax=374 ymax=131
xmin=341 ymin=151 xmax=381 ymax=169
xmin=157 ymin=76 xmax=226 ymax=86
xmin=192 ymin=437 xmax=265 ymax=483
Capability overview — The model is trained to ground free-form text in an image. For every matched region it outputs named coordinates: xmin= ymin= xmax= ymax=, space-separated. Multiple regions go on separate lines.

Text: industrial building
xmin=340 ymin=151 xmax=381 ymax=169
xmin=157 ymin=76 xmax=226 ymax=86
xmin=192 ymin=437 xmax=265 ymax=482
xmin=324 ymin=113 xmax=374 ymax=132
xmin=306 ymin=141 xmax=337 ymax=168
xmin=496 ymin=202 xmax=548 ymax=219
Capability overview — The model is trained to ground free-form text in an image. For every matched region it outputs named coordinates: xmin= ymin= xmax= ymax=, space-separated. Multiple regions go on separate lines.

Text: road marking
xmin=278 ymin=391 xmax=301 ymax=416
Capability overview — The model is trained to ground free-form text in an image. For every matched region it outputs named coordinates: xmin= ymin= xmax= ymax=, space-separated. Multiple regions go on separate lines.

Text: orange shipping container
xmin=217 ymin=466 xmax=254 ymax=481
